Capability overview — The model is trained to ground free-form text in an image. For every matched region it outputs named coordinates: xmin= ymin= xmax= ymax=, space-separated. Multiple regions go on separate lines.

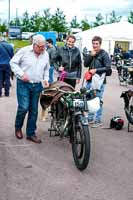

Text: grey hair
xmin=32 ymin=34 xmax=46 ymax=45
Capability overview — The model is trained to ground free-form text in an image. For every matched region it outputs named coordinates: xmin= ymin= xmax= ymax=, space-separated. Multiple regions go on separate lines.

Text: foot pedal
xmin=48 ymin=110 xmax=54 ymax=114
xmin=48 ymin=128 xmax=57 ymax=132
xmin=48 ymin=128 xmax=59 ymax=137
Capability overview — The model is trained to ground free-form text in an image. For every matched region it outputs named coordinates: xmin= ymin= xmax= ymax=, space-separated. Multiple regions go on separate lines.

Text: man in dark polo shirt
xmin=0 ymin=37 xmax=14 ymax=97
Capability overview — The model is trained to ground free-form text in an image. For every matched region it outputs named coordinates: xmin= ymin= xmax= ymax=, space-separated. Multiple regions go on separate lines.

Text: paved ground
xmin=0 ymin=69 xmax=133 ymax=200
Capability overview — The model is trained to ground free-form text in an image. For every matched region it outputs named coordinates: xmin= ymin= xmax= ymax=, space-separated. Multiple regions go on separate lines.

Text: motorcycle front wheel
xmin=72 ymin=118 xmax=90 ymax=171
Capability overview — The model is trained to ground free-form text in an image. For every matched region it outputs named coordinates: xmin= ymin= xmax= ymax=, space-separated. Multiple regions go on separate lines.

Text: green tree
xmin=128 ymin=10 xmax=133 ymax=23
xmin=22 ymin=11 xmax=31 ymax=32
xmin=41 ymin=9 xmax=52 ymax=31
xmin=29 ymin=12 xmax=42 ymax=32
xmin=9 ymin=18 xmax=21 ymax=27
xmin=0 ymin=22 xmax=7 ymax=33
xmin=51 ymin=8 xmax=68 ymax=33
xmin=9 ymin=20 xmax=16 ymax=26
xmin=70 ymin=16 xmax=80 ymax=28
xmin=80 ymin=19 xmax=90 ymax=31
xmin=108 ymin=10 xmax=121 ymax=23
xmin=93 ymin=13 xmax=104 ymax=27
xmin=14 ymin=18 xmax=21 ymax=26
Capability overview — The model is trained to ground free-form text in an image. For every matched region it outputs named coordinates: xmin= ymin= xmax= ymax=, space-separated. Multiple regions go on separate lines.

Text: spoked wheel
xmin=118 ymin=69 xmax=124 ymax=85
xmin=72 ymin=120 xmax=90 ymax=171
xmin=49 ymin=104 xmax=58 ymax=136
xmin=119 ymin=75 xmax=124 ymax=84
xmin=125 ymin=107 xmax=133 ymax=124
xmin=118 ymin=68 xmax=129 ymax=86
xmin=125 ymin=107 xmax=133 ymax=132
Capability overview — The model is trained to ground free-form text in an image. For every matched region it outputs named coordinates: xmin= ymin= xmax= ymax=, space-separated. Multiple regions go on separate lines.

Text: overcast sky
xmin=0 ymin=0 xmax=132 ymax=23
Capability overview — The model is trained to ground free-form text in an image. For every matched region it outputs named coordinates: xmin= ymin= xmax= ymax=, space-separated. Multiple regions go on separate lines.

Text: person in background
xmin=10 ymin=34 xmax=49 ymax=143
xmin=29 ymin=33 xmax=36 ymax=44
xmin=46 ymin=38 xmax=56 ymax=83
xmin=114 ymin=43 xmax=120 ymax=54
xmin=84 ymin=36 xmax=112 ymax=128
xmin=53 ymin=35 xmax=82 ymax=88
xmin=0 ymin=37 xmax=14 ymax=97
xmin=40 ymin=38 xmax=56 ymax=121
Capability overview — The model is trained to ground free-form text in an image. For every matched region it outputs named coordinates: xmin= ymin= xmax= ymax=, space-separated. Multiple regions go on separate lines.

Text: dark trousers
xmin=0 ymin=65 xmax=11 ymax=96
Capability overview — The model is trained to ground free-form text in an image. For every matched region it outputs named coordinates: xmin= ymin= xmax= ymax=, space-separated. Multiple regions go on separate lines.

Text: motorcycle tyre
xmin=72 ymin=119 xmax=90 ymax=171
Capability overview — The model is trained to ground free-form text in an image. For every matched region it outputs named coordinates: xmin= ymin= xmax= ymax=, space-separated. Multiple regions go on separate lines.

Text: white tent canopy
xmin=75 ymin=21 xmax=133 ymax=55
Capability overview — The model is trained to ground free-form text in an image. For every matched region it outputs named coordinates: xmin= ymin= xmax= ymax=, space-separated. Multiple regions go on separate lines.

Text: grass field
xmin=8 ymin=39 xmax=64 ymax=52
xmin=8 ymin=40 xmax=31 ymax=51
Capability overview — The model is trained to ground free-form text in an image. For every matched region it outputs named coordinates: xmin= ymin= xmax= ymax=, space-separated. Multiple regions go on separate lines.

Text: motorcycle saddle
xmin=40 ymin=81 xmax=75 ymax=110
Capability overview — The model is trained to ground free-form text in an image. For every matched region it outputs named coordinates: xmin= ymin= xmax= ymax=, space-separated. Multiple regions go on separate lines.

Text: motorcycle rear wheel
xmin=72 ymin=119 xmax=90 ymax=171
xmin=125 ymin=107 xmax=133 ymax=125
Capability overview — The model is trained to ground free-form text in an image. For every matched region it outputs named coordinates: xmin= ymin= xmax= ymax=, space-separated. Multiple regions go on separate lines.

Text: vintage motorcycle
xmin=121 ymin=89 xmax=133 ymax=131
xmin=40 ymin=81 xmax=100 ymax=171
xmin=117 ymin=64 xmax=133 ymax=86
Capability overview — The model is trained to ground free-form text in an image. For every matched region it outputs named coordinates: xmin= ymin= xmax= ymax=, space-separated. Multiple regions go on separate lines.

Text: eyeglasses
xmin=36 ymin=44 xmax=45 ymax=49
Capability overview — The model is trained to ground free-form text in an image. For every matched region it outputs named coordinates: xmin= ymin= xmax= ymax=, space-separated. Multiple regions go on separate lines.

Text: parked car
xmin=9 ymin=26 xmax=22 ymax=40
xmin=22 ymin=32 xmax=34 ymax=40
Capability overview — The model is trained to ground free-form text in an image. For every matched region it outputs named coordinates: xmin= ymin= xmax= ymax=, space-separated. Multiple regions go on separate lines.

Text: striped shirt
xmin=10 ymin=45 xmax=50 ymax=83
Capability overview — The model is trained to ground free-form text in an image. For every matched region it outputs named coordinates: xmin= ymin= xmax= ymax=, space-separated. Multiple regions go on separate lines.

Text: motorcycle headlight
xmin=87 ymin=97 xmax=100 ymax=113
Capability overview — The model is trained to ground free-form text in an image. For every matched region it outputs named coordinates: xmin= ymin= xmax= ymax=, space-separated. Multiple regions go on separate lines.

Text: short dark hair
xmin=46 ymin=38 xmax=53 ymax=45
xmin=92 ymin=36 xmax=102 ymax=44
xmin=66 ymin=35 xmax=76 ymax=42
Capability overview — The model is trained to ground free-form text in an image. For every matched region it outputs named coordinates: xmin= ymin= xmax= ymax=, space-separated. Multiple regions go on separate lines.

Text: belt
xmin=17 ymin=79 xmax=41 ymax=84
xmin=29 ymin=81 xmax=41 ymax=84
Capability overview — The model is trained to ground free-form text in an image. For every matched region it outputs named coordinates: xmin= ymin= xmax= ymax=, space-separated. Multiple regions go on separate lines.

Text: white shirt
xmin=10 ymin=45 xmax=50 ymax=83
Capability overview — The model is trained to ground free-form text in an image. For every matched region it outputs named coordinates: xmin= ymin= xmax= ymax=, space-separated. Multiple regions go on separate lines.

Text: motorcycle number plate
xmin=73 ymin=99 xmax=84 ymax=108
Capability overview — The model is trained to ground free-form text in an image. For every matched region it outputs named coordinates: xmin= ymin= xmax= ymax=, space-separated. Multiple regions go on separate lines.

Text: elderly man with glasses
xmin=10 ymin=34 xmax=50 ymax=143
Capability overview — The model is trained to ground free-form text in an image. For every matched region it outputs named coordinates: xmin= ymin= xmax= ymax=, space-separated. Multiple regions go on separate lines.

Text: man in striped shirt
xmin=10 ymin=34 xmax=50 ymax=143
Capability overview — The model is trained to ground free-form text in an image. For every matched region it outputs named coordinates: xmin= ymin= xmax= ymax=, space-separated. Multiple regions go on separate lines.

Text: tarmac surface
xmin=0 ymin=69 xmax=133 ymax=200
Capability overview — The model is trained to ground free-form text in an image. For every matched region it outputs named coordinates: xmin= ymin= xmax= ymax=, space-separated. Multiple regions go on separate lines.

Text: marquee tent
xmin=75 ymin=21 xmax=133 ymax=55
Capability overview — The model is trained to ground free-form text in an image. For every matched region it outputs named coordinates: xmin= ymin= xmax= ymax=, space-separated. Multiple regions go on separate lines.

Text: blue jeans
xmin=15 ymin=79 xmax=43 ymax=137
xmin=48 ymin=66 xmax=54 ymax=83
xmin=86 ymin=81 xmax=105 ymax=122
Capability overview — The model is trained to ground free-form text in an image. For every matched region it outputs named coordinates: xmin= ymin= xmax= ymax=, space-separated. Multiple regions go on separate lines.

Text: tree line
xmin=0 ymin=8 xmax=133 ymax=34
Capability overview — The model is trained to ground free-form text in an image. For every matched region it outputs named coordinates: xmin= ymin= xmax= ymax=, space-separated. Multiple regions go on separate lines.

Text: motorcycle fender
xmin=79 ymin=114 xmax=88 ymax=125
